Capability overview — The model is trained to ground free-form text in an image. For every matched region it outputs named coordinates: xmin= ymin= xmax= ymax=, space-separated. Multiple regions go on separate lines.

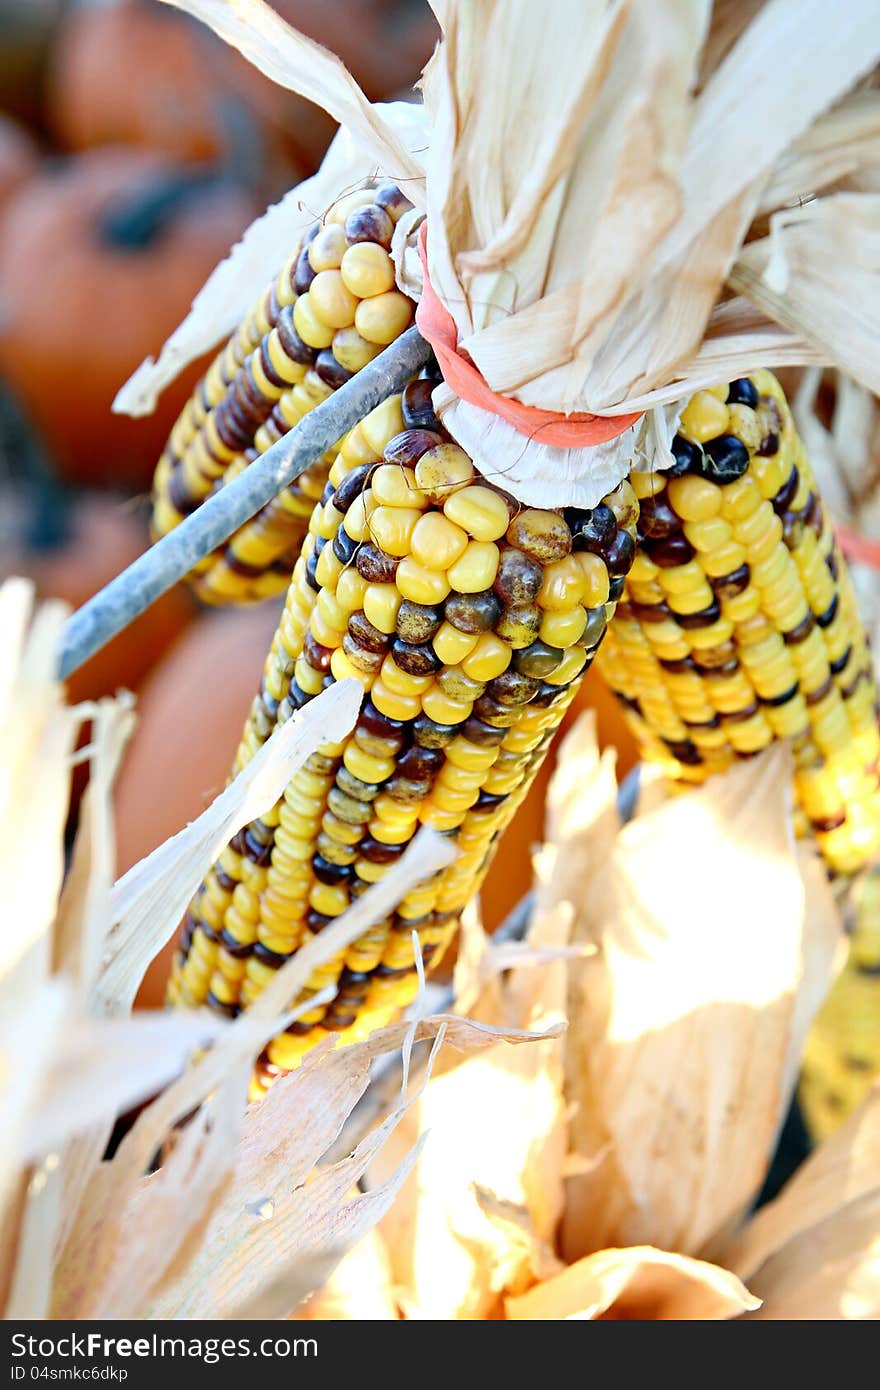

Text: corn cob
xmin=596 ymin=371 xmax=880 ymax=879
xmin=167 ymin=375 xmax=640 ymax=1089
xmin=152 ymin=183 xmax=416 ymax=606
xmin=800 ymin=868 xmax=880 ymax=1141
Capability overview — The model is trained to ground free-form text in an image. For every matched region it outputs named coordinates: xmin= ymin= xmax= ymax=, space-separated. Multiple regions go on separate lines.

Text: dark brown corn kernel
xmin=401 ymin=378 xmax=440 ymax=430
xmin=396 ymin=600 xmax=444 ymax=644
xmin=493 ymin=549 xmax=544 ymax=606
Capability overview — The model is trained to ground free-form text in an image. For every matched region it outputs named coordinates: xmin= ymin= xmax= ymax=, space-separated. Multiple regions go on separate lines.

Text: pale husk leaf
xmin=24 ymin=1011 xmax=229 ymax=1162
xmin=560 ymin=739 xmax=841 ymax=1261
xmin=294 ymin=1229 xmax=399 ymax=1320
xmin=418 ymin=0 xmax=880 ymax=501
xmin=505 ymin=1245 xmax=759 ymax=1321
xmin=151 ymin=1021 xmax=537 ymax=1320
xmin=369 ymin=921 xmax=570 ymax=1319
xmin=0 ymin=582 xmax=76 ymax=989
xmin=725 ymin=1085 xmax=880 ymax=1315
xmin=53 ymin=824 xmax=454 ymax=1316
xmin=729 ymin=195 xmax=880 ymax=396
xmin=758 ymin=90 xmax=880 ymax=214
xmin=53 ymin=694 xmax=136 ymax=991
xmin=742 ymin=1191 xmax=880 ymax=1320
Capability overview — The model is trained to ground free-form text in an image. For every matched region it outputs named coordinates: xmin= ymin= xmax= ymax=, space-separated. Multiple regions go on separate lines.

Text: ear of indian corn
xmin=167 ymin=372 xmax=640 ymax=1092
xmin=596 ymin=371 xmax=880 ymax=879
xmin=800 ymin=868 xmax=880 ymax=1140
xmin=152 ymin=183 xmax=416 ymax=606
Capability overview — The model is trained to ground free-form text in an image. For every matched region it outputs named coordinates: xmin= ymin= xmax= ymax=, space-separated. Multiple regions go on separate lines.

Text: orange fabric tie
xmin=835 ymin=521 xmax=880 ymax=571
xmin=414 ymin=222 xmax=642 ymax=448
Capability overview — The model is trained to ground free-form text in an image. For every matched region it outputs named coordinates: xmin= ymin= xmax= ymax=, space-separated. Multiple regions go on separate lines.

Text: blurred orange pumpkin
xmin=48 ymin=0 xmax=279 ymax=171
xmin=0 ymin=147 xmax=258 ymax=489
xmin=1 ymin=490 xmax=194 ymax=708
xmin=48 ymin=0 xmax=437 ymax=183
xmin=0 ymin=0 xmax=64 ymax=132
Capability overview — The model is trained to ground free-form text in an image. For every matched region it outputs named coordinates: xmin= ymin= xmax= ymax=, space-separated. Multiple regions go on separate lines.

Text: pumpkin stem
xmin=97 ymin=167 xmax=221 ymax=251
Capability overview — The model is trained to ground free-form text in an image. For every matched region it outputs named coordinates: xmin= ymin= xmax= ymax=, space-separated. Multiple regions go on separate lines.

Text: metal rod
xmin=58 ymin=326 xmax=433 ymax=679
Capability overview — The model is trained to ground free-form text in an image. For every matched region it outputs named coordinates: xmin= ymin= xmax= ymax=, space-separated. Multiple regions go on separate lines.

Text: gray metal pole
xmin=58 ymin=327 xmax=433 ymax=679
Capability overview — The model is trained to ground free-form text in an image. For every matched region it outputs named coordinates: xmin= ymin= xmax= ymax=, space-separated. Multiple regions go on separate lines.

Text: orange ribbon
xmin=414 ymin=222 xmax=642 ymax=448
xmin=835 ymin=521 xmax=880 ymax=571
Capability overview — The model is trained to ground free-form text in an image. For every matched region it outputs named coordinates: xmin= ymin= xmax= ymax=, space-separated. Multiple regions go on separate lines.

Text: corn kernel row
xmin=800 ymin=868 xmax=880 ymax=1139
xmin=597 ymin=372 xmax=880 ymax=877
xmin=168 ymin=377 xmax=639 ymax=1086
xmin=152 ymin=183 xmax=416 ymax=606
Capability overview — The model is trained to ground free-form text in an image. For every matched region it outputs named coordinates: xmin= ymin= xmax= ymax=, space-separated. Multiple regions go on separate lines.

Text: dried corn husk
xmin=325 ymin=716 xmax=880 ymax=1320
xmin=120 ymin=0 xmax=880 ymax=507
xmin=353 ymin=715 xmax=848 ymax=1318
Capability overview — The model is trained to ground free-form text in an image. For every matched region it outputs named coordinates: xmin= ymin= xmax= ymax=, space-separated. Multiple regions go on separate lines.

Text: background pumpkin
xmin=1 ymin=490 xmax=194 ymax=706
xmin=0 ymin=113 xmax=37 ymax=219
xmin=0 ymin=0 xmax=63 ymax=132
xmin=0 ymin=145 xmax=259 ymax=489
xmin=48 ymin=0 xmax=438 ymax=186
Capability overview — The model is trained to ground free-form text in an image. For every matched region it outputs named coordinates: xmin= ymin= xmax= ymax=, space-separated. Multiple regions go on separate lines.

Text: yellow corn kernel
xmin=447 ymin=541 xmax=500 ymax=593
xmin=309 ymin=882 xmax=350 ymax=917
xmin=421 ymin=686 xmax=472 ymax=724
xmin=333 ymin=327 xmax=382 ymax=373
xmin=433 ymin=622 xmax=478 ymax=665
xmin=371 ymin=464 xmax=425 ymax=509
xmin=700 ymin=541 xmax=749 ymax=578
xmin=368 ymin=816 xmax=417 ymax=845
xmin=308 ymin=223 xmax=347 ymax=271
xmin=679 ymin=391 xmax=729 ymax=442
xmin=683 ymin=516 xmax=734 ymax=553
xmin=343 ymin=743 xmax=395 ymax=783
xmin=340 ymin=242 xmax=396 ymax=298
xmin=326 ymin=189 xmax=376 ymax=224
xmin=360 ymin=396 xmax=406 ymax=455
xmin=363 ymin=583 xmax=401 ymax=634
xmin=666 ymin=475 xmax=723 ymax=521
xmin=293 ymin=658 xmax=325 ymax=696
xmin=293 ymin=293 xmax=336 ymax=348
xmin=367 ymin=505 xmax=422 ymax=557
xmin=355 ymin=290 xmax=413 ymax=344
xmin=445 ymin=737 xmax=500 ymax=773
xmin=395 ymin=556 xmax=452 ymax=605
xmin=537 ymin=556 xmax=585 ymax=612
xmin=411 ymin=512 xmax=469 ymax=570
xmin=462 ymin=632 xmax=512 ymax=681
xmin=380 ymin=655 xmax=432 ymax=697
xmin=336 ymin=566 xmax=368 ymax=612
xmin=414 ymin=443 xmax=475 ymax=500
xmin=631 ymin=471 xmax=665 ymax=499
xmin=574 ymin=552 xmax=611 ymax=606
xmin=443 ymin=485 xmax=510 ymax=542
xmin=370 ymin=678 xmax=421 ymax=721
xmin=330 ymin=648 xmax=373 ymax=687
